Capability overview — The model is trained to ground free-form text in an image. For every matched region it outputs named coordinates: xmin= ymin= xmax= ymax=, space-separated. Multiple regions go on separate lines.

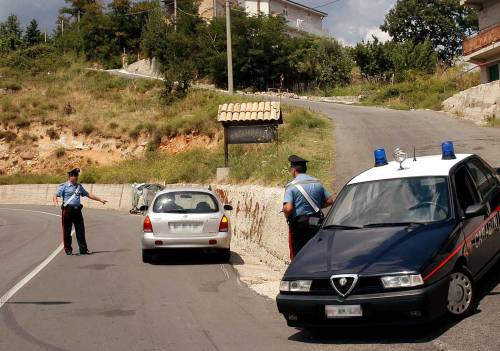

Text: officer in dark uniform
xmin=283 ymin=155 xmax=333 ymax=259
xmin=53 ymin=168 xmax=108 ymax=255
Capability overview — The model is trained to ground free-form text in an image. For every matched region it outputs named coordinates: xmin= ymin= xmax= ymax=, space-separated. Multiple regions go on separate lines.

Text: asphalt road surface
xmin=0 ymin=205 xmax=499 ymax=351
xmin=282 ymin=98 xmax=500 ymax=192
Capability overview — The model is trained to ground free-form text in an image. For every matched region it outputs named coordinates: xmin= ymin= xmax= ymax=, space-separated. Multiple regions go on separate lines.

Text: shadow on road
xmin=289 ymin=259 xmax=500 ymax=345
xmin=146 ymin=248 xmax=244 ymax=266
xmin=6 ymin=301 xmax=72 ymax=305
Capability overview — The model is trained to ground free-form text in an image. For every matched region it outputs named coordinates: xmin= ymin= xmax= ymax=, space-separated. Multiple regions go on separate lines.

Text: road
xmin=0 ymin=205 xmax=499 ymax=351
xmin=282 ymin=99 xmax=500 ymax=192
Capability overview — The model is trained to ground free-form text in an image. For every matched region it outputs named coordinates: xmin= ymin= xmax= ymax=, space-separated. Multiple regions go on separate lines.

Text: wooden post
xmin=224 ymin=125 xmax=229 ymax=167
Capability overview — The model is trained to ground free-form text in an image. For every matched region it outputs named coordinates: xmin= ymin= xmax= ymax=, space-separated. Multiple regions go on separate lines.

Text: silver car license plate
xmin=169 ymin=222 xmax=203 ymax=233
xmin=325 ymin=305 xmax=362 ymax=318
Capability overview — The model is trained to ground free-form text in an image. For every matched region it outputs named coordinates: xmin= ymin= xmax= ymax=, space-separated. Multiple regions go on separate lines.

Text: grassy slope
xmin=0 ymin=62 xmax=334 ymax=187
xmin=328 ymin=67 xmax=480 ymax=111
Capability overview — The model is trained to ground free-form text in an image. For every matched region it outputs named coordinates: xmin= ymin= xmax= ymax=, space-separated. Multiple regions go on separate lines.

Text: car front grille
xmin=310 ymin=277 xmax=384 ymax=296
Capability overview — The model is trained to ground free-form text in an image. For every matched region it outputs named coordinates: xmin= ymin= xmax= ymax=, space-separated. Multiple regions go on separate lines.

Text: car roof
xmin=348 ymin=154 xmax=472 ymax=185
xmin=155 ymin=187 xmax=218 ymax=197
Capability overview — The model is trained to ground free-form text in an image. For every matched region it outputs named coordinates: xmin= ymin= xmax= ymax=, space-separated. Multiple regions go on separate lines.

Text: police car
xmin=277 ymin=142 xmax=500 ymax=327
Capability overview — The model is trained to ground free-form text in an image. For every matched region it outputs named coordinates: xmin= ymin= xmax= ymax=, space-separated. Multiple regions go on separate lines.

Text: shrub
xmin=108 ymin=122 xmax=119 ymax=129
xmin=15 ymin=118 xmax=30 ymax=128
xmin=0 ymin=81 xmax=22 ymax=91
xmin=46 ymin=127 xmax=59 ymax=140
xmin=54 ymin=147 xmax=66 ymax=158
xmin=82 ymin=122 xmax=94 ymax=135
xmin=0 ymin=130 xmax=17 ymax=142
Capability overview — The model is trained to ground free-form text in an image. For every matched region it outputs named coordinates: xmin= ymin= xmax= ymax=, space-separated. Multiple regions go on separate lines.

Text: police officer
xmin=283 ymin=155 xmax=333 ymax=259
xmin=53 ymin=168 xmax=108 ymax=255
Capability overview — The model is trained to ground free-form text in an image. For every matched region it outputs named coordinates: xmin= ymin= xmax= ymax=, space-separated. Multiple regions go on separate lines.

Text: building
xmin=162 ymin=0 xmax=328 ymax=37
xmin=462 ymin=0 xmax=500 ymax=83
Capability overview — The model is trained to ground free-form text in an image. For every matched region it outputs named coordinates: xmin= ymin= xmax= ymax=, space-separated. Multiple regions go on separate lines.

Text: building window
xmin=282 ymin=5 xmax=288 ymax=17
xmin=488 ymin=64 xmax=499 ymax=82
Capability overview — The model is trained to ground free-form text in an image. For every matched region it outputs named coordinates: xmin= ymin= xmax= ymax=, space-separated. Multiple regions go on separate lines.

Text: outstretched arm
xmin=87 ymin=193 xmax=108 ymax=205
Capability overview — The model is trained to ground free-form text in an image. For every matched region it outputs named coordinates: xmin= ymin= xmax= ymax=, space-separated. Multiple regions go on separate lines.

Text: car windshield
xmin=325 ymin=177 xmax=450 ymax=227
xmin=153 ymin=191 xmax=219 ymax=214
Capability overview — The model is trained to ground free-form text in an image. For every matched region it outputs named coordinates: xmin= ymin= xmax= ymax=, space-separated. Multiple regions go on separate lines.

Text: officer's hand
xmin=53 ymin=197 xmax=59 ymax=206
xmin=101 ymin=199 xmax=108 ymax=205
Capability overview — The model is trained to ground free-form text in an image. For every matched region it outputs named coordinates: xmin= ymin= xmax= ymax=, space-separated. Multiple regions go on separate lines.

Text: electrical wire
xmin=313 ymin=0 xmax=343 ymax=10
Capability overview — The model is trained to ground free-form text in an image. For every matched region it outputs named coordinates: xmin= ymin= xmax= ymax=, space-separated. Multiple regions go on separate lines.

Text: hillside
xmin=0 ymin=59 xmax=334 ymax=186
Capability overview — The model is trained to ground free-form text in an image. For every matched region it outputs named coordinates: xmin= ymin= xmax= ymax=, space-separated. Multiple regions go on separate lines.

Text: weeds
xmin=46 ymin=128 xmax=59 ymax=140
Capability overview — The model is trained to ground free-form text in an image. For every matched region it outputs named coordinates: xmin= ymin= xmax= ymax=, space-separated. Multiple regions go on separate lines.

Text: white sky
xmin=0 ymin=0 xmax=397 ymax=44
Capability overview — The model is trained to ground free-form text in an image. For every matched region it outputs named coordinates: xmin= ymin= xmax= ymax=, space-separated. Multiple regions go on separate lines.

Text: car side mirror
xmin=464 ymin=203 xmax=488 ymax=218
xmin=223 ymin=204 xmax=233 ymax=211
xmin=139 ymin=205 xmax=148 ymax=212
xmin=309 ymin=216 xmax=323 ymax=229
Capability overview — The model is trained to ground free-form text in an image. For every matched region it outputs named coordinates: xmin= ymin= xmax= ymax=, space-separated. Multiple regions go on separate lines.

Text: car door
xmin=452 ymin=165 xmax=485 ymax=276
xmin=465 ymin=158 xmax=500 ymax=268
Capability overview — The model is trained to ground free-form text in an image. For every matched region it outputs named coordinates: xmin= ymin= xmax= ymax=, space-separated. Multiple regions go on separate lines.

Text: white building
xmin=242 ymin=0 xmax=328 ymax=36
xmin=162 ymin=0 xmax=328 ymax=37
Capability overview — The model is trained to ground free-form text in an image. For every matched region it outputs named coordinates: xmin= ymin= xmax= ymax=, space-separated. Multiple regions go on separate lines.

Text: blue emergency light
xmin=374 ymin=148 xmax=388 ymax=167
xmin=441 ymin=141 xmax=456 ymax=160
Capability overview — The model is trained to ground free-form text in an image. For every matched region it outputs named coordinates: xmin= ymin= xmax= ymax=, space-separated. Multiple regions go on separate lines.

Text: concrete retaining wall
xmin=0 ymin=183 xmax=290 ymax=265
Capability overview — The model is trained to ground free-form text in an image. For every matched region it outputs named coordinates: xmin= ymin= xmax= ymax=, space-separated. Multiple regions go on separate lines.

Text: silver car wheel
xmin=447 ymin=272 xmax=473 ymax=315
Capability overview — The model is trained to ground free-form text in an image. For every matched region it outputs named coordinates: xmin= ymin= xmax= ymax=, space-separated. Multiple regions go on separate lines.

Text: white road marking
xmin=0 ymin=207 xmax=74 ymax=309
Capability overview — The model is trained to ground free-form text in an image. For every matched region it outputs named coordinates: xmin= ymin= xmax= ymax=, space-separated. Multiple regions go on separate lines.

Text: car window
xmin=466 ymin=160 xmax=496 ymax=200
xmin=454 ymin=166 xmax=480 ymax=213
xmin=326 ymin=177 xmax=450 ymax=227
xmin=153 ymin=192 xmax=219 ymax=213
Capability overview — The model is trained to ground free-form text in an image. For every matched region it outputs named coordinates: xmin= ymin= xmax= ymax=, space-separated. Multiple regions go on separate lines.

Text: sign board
xmin=226 ymin=125 xmax=278 ymax=144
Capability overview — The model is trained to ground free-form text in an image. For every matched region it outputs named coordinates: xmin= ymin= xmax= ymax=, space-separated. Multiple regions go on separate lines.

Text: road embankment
xmin=0 ymin=183 xmax=289 ymax=298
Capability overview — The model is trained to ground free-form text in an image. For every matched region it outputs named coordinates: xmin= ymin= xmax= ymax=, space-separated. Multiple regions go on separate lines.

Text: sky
xmin=0 ymin=0 xmax=396 ymax=45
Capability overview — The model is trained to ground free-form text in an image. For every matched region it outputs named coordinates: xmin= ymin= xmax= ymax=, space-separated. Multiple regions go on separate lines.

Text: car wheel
xmin=142 ymin=249 xmax=153 ymax=263
xmin=447 ymin=270 xmax=476 ymax=317
xmin=218 ymin=249 xmax=231 ymax=262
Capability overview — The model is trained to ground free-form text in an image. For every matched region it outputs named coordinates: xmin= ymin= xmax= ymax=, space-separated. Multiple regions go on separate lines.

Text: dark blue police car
xmin=277 ymin=142 xmax=500 ymax=327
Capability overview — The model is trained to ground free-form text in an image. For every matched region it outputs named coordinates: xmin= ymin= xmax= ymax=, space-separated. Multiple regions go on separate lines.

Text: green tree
xmin=24 ymin=19 xmax=43 ymax=46
xmin=380 ymin=0 xmax=478 ymax=64
xmin=60 ymin=0 xmax=101 ymax=20
xmin=388 ymin=40 xmax=437 ymax=81
xmin=353 ymin=38 xmax=393 ymax=81
xmin=0 ymin=14 xmax=23 ymax=51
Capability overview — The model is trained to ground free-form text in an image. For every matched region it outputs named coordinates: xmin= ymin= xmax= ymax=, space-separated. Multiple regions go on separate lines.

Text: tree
xmin=24 ymin=19 xmax=43 ymax=46
xmin=59 ymin=0 xmax=101 ymax=20
xmin=0 ymin=14 xmax=23 ymax=51
xmin=353 ymin=38 xmax=393 ymax=81
xmin=380 ymin=0 xmax=478 ymax=64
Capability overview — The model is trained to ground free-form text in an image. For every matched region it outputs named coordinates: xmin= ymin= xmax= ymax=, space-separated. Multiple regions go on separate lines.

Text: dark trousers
xmin=61 ymin=206 xmax=87 ymax=253
xmin=288 ymin=215 xmax=319 ymax=260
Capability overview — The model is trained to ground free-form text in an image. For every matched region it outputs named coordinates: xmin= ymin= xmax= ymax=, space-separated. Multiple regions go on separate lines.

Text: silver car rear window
xmin=153 ymin=192 xmax=219 ymax=213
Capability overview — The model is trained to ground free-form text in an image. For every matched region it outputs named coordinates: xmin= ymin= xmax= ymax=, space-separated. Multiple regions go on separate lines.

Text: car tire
xmin=446 ymin=269 xmax=477 ymax=318
xmin=142 ymin=249 xmax=153 ymax=263
xmin=218 ymin=249 xmax=231 ymax=262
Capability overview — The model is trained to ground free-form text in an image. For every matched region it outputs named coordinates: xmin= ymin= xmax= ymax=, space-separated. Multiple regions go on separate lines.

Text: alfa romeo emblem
xmin=330 ymin=274 xmax=359 ymax=298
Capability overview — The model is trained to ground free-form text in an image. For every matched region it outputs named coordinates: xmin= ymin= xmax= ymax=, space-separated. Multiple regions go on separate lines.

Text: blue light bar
xmin=374 ymin=148 xmax=388 ymax=167
xmin=442 ymin=141 xmax=456 ymax=160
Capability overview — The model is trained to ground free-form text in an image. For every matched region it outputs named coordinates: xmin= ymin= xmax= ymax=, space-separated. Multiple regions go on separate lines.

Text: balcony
xmin=463 ymin=22 xmax=500 ymax=61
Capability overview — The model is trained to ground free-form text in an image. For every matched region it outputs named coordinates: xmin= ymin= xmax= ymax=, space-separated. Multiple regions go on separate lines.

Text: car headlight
xmin=380 ymin=274 xmax=423 ymax=289
xmin=279 ymin=280 xmax=312 ymax=292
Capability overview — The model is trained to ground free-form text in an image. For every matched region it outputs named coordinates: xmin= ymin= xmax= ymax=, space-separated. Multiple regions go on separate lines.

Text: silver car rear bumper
xmin=142 ymin=231 xmax=231 ymax=249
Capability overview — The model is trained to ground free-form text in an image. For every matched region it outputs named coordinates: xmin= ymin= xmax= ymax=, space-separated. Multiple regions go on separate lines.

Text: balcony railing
xmin=463 ymin=22 xmax=500 ymax=56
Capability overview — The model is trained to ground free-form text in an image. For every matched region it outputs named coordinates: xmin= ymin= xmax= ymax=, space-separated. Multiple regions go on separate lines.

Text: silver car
xmin=141 ymin=187 xmax=233 ymax=263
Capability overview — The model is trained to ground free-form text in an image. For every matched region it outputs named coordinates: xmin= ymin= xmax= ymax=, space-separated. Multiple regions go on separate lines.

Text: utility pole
xmin=225 ymin=0 xmax=234 ymax=94
xmin=61 ymin=18 xmax=64 ymax=36
xmin=44 ymin=31 xmax=47 ymax=43
xmin=174 ymin=0 xmax=177 ymax=32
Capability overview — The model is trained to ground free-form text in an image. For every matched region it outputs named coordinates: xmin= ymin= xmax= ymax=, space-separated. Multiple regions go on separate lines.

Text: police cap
xmin=288 ymin=155 xmax=308 ymax=168
xmin=68 ymin=168 xmax=80 ymax=177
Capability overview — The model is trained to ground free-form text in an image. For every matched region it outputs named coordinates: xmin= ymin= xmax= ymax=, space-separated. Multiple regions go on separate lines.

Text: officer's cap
xmin=288 ymin=155 xmax=308 ymax=168
xmin=68 ymin=168 xmax=80 ymax=177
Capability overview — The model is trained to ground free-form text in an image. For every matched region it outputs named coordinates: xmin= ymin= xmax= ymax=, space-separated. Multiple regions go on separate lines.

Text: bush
xmin=55 ymin=147 xmax=66 ymax=158
xmin=82 ymin=122 xmax=95 ymax=135
xmin=15 ymin=117 xmax=30 ymax=128
xmin=0 ymin=130 xmax=17 ymax=142
xmin=0 ymin=81 xmax=22 ymax=91
xmin=46 ymin=127 xmax=59 ymax=140
xmin=0 ymin=44 xmax=71 ymax=74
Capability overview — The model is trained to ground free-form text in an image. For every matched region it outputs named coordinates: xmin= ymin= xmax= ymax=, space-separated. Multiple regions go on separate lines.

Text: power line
xmin=313 ymin=0 xmax=343 ymax=10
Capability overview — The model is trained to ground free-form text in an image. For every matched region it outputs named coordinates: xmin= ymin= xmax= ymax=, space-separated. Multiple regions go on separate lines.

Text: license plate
xmin=325 ymin=305 xmax=362 ymax=318
xmin=169 ymin=223 xmax=202 ymax=233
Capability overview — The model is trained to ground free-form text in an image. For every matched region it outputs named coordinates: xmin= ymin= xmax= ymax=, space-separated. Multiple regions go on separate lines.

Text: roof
xmin=217 ymin=101 xmax=282 ymax=123
xmin=348 ymin=154 xmax=472 ymax=185
xmin=281 ymin=0 xmax=328 ymax=17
